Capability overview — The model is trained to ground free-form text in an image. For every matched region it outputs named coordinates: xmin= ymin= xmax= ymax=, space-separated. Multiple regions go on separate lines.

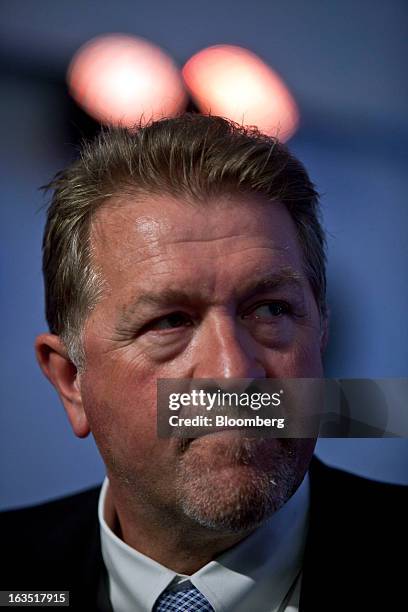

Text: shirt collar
xmin=99 ymin=472 xmax=310 ymax=612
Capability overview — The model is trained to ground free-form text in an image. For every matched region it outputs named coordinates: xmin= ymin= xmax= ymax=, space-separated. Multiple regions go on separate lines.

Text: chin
xmin=175 ymin=435 xmax=305 ymax=534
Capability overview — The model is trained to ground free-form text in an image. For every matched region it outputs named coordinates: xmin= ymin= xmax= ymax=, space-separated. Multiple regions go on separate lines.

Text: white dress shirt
xmin=98 ymin=472 xmax=310 ymax=612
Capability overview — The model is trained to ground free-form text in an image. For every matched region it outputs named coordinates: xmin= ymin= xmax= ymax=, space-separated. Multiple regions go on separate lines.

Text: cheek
xmin=79 ymin=359 xmax=160 ymax=467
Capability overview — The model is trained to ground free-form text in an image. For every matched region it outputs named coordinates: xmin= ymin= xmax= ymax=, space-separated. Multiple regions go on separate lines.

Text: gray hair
xmin=42 ymin=114 xmax=327 ymax=371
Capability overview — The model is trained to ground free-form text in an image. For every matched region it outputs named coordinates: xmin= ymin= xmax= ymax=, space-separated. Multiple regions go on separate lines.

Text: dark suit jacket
xmin=1 ymin=457 xmax=406 ymax=611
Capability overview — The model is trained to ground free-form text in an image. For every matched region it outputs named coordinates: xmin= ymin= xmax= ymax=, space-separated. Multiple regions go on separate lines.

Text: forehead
xmin=90 ymin=192 xmax=305 ymax=299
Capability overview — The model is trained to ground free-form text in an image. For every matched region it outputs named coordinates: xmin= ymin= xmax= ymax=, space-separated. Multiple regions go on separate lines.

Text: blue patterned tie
xmin=154 ymin=581 xmax=215 ymax=612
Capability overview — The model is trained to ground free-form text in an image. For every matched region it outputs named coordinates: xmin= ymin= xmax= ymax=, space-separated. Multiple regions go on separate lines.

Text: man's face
xmin=78 ymin=193 xmax=325 ymax=533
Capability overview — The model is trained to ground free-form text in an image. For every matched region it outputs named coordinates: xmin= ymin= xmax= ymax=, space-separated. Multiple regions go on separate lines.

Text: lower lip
xmin=188 ymin=429 xmax=255 ymax=444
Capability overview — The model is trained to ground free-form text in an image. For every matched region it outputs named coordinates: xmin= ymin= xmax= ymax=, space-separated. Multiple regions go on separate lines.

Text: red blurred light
xmin=67 ymin=34 xmax=187 ymax=127
xmin=182 ymin=45 xmax=299 ymax=141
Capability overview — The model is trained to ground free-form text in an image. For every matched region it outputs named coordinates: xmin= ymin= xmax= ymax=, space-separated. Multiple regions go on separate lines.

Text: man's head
xmin=36 ymin=114 xmax=328 ymax=542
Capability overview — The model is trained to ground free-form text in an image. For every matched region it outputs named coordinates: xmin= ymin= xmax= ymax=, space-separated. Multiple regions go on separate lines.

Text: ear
xmin=320 ymin=309 xmax=330 ymax=354
xmin=35 ymin=333 xmax=90 ymax=438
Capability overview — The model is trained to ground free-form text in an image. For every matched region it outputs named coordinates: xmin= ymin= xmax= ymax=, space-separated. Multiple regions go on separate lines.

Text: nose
xmin=193 ymin=310 xmax=266 ymax=380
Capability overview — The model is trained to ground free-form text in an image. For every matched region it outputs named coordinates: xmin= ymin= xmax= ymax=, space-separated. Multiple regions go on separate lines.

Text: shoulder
xmin=0 ymin=485 xmax=101 ymax=547
xmin=301 ymin=456 xmax=407 ymax=610
xmin=308 ymin=455 xmax=406 ymax=546
xmin=0 ymin=485 xmax=103 ymax=603
xmin=309 ymin=454 xmax=407 ymax=513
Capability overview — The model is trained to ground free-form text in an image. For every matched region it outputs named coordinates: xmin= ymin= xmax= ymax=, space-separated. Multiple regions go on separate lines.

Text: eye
xmin=147 ymin=312 xmax=193 ymax=331
xmin=243 ymin=301 xmax=292 ymax=322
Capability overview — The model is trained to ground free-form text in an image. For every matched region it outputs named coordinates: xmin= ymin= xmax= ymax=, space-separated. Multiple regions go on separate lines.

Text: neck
xmin=104 ymin=482 xmax=253 ymax=574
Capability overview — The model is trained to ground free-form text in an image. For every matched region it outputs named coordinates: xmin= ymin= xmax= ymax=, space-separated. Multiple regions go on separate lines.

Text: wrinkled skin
xmin=36 ymin=193 xmax=328 ymax=572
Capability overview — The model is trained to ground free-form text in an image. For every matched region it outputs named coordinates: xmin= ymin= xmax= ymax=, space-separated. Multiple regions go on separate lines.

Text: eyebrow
xmin=117 ymin=267 xmax=305 ymax=327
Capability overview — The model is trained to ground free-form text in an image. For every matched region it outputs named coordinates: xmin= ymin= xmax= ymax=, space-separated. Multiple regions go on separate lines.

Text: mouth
xmin=179 ymin=431 xmax=280 ymax=468
xmin=179 ymin=427 xmax=248 ymax=449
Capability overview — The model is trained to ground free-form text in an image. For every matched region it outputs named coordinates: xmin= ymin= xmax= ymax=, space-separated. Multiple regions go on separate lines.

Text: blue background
xmin=1 ymin=0 xmax=407 ymax=510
